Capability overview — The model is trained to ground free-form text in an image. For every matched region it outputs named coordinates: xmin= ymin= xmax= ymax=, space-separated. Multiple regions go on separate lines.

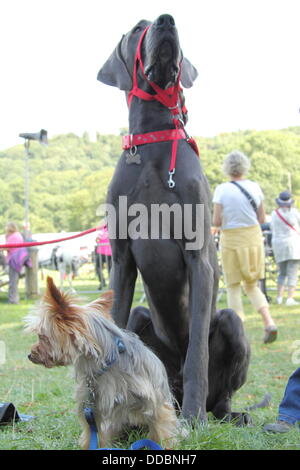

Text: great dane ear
xmin=97 ymin=37 xmax=132 ymax=91
xmin=180 ymin=57 xmax=198 ymax=88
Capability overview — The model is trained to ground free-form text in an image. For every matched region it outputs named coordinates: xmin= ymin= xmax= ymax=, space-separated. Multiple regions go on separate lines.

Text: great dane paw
xmin=230 ymin=411 xmax=253 ymax=427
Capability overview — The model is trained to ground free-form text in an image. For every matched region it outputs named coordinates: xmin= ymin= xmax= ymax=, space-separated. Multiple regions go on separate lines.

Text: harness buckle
xmin=168 ymin=169 xmax=176 ymax=189
xmin=178 ymin=118 xmax=190 ymax=139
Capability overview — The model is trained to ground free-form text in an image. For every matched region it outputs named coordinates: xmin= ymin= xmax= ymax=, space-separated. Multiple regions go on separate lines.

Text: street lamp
xmin=19 ymin=129 xmax=48 ymax=238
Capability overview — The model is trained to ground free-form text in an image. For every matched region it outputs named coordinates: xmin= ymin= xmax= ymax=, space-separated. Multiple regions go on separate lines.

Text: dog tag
xmin=125 ymin=152 xmax=141 ymax=165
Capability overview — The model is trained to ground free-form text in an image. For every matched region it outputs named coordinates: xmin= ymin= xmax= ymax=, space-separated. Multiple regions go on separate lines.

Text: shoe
xmin=286 ymin=298 xmax=299 ymax=306
xmin=263 ymin=325 xmax=278 ymax=344
xmin=277 ymin=296 xmax=283 ymax=305
xmin=263 ymin=420 xmax=294 ymax=433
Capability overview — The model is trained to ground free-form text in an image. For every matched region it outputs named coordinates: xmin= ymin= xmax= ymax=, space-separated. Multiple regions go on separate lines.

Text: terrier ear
xmin=89 ymin=290 xmax=114 ymax=320
xmin=43 ymin=277 xmax=93 ymax=347
xmin=44 ymin=276 xmax=74 ymax=318
xmin=100 ymin=290 xmax=114 ymax=312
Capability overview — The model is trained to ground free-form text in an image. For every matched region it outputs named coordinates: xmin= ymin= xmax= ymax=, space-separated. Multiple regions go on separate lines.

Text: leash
xmin=0 ymin=226 xmax=101 ymax=250
xmin=84 ymin=407 xmax=164 ymax=450
xmin=123 ymin=25 xmax=199 ymax=189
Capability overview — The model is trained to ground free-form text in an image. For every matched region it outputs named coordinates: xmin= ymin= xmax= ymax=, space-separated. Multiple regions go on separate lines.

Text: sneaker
xmin=263 ymin=420 xmax=294 ymax=433
xmin=286 ymin=298 xmax=299 ymax=306
xmin=277 ymin=296 xmax=283 ymax=305
xmin=263 ymin=325 xmax=278 ymax=344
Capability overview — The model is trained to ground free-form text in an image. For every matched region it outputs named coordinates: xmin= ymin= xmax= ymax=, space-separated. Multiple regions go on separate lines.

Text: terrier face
xmin=25 ymin=276 xmax=113 ymax=368
xmin=29 ymin=334 xmax=64 ymax=368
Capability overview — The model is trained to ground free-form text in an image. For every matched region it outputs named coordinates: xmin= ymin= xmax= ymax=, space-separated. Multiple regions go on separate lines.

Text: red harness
xmin=122 ymin=26 xmax=199 ymax=188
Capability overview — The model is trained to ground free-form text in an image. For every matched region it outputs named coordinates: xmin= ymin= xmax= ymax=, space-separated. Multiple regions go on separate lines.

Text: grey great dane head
xmin=97 ymin=14 xmax=198 ymax=91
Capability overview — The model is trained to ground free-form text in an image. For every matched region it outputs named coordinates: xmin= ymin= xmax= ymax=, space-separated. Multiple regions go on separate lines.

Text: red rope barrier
xmin=0 ymin=226 xmax=101 ymax=249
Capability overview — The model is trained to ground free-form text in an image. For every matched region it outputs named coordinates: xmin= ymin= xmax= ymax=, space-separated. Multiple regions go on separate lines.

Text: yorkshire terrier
xmin=25 ymin=277 xmax=178 ymax=449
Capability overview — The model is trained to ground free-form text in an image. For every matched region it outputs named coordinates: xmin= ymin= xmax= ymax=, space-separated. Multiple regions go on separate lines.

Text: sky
xmin=0 ymin=0 xmax=299 ymax=150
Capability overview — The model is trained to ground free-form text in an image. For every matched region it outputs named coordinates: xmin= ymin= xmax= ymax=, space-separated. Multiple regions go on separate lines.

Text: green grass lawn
xmin=0 ymin=268 xmax=300 ymax=450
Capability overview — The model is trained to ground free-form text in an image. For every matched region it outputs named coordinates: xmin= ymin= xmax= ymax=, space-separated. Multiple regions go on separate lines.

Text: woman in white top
xmin=212 ymin=150 xmax=277 ymax=344
xmin=271 ymin=191 xmax=300 ymax=306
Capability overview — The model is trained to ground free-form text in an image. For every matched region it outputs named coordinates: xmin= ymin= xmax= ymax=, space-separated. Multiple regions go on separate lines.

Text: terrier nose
xmin=154 ymin=14 xmax=175 ymax=30
xmin=28 ymin=354 xmax=32 ymax=360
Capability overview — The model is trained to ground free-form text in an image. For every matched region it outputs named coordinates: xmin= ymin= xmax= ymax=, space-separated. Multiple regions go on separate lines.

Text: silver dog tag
xmin=125 ymin=152 xmax=141 ymax=165
xmin=125 ymin=145 xmax=141 ymax=165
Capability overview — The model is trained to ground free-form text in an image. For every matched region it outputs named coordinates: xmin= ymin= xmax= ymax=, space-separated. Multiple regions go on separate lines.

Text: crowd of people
xmin=212 ymin=150 xmax=300 ymax=345
xmin=212 ymin=150 xmax=300 ymax=434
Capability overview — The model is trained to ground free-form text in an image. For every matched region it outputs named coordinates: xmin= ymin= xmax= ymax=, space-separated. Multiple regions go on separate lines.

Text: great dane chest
xmin=111 ymin=141 xmax=202 ymax=202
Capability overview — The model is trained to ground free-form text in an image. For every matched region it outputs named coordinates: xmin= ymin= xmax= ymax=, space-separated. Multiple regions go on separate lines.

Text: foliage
xmin=197 ymin=127 xmax=300 ymax=212
xmin=0 ymin=133 xmax=118 ymax=233
xmin=0 ymin=127 xmax=300 ymax=233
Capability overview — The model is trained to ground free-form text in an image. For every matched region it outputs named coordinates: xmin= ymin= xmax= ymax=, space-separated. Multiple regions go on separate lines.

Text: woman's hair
xmin=5 ymin=222 xmax=18 ymax=234
xmin=222 ymin=150 xmax=251 ymax=178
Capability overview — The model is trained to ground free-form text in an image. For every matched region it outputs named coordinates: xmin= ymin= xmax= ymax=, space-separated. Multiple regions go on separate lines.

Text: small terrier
xmin=25 ymin=277 xmax=178 ymax=449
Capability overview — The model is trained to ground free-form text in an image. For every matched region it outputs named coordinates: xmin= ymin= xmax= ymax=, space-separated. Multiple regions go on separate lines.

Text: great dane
xmin=97 ymin=14 xmax=250 ymax=423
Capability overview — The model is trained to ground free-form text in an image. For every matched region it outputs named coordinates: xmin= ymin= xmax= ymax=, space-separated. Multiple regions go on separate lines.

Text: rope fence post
xmin=25 ymin=247 xmax=39 ymax=299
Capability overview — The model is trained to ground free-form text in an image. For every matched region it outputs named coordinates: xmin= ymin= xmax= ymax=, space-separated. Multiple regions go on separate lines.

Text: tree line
xmin=0 ymin=127 xmax=299 ymax=233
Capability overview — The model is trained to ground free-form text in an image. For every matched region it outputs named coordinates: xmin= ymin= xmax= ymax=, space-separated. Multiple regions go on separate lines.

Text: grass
xmin=0 ymin=266 xmax=300 ymax=450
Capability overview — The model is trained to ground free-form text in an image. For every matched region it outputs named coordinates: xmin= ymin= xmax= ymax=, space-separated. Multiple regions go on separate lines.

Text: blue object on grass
xmin=84 ymin=407 xmax=164 ymax=450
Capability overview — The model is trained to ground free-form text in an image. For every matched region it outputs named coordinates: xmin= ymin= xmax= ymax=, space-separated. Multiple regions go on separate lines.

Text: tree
xmin=0 ymin=128 xmax=299 ymax=233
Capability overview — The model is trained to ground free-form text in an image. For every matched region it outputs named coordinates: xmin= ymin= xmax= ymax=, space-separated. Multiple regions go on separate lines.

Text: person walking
xmin=95 ymin=224 xmax=112 ymax=290
xmin=271 ymin=191 xmax=300 ymax=306
xmin=5 ymin=222 xmax=31 ymax=304
xmin=212 ymin=150 xmax=277 ymax=344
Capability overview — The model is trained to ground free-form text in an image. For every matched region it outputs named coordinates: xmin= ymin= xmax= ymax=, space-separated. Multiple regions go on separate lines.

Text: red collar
xmin=122 ymin=128 xmax=187 ymax=149
xmin=123 ymin=26 xmax=199 ymax=188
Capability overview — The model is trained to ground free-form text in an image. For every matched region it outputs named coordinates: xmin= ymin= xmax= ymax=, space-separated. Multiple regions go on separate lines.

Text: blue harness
xmin=84 ymin=336 xmax=164 ymax=451
xmin=84 ymin=407 xmax=163 ymax=450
